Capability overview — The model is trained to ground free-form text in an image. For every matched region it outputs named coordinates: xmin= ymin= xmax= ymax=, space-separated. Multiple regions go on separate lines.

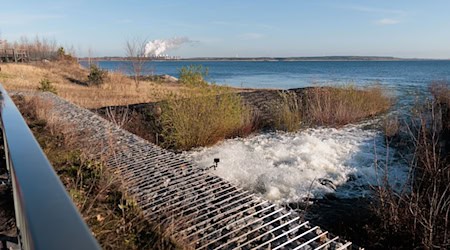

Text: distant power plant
xmin=144 ymin=37 xmax=191 ymax=58
xmin=146 ymin=54 xmax=181 ymax=60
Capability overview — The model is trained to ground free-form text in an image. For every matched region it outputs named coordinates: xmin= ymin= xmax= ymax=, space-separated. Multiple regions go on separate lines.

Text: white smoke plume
xmin=144 ymin=37 xmax=191 ymax=57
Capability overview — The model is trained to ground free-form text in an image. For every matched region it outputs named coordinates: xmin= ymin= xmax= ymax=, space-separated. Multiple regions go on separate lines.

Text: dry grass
xmin=373 ymin=83 xmax=450 ymax=249
xmin=272 ymin=91 xmax=302 ymax=132
xmin=153 ymin=65 xmax=257 ymax=150
xmin=0 ymin=62 xmax=189 ymax=108
xmin=105 ymin=106 xmax=158 ymax=143
xmin=383 ymin=115 xmax=400 ymax=138
xmin=304 ymin=85 xmax=392 ymax=126
xmin=13 ymin=95 xmax=189 ymax=249
xmin=160 ymin=86 xmax=253 ymax=150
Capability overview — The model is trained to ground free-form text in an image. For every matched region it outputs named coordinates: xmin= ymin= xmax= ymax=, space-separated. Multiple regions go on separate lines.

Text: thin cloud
xmin=376 ymin=18 xmax=400 ymax=25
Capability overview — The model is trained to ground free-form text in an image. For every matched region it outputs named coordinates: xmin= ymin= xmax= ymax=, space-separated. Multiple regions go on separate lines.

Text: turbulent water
xmin=92 ymin=60 xmax=449 ymax=203
xmin=186 ymin=122 xmax=409 ymax=202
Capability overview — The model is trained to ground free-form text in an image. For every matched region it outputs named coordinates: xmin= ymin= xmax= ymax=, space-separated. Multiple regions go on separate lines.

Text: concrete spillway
xmin=14 ymin=92 xmax=355 ymax=249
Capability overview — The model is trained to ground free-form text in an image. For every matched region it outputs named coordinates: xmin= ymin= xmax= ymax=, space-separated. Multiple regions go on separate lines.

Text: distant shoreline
xmin=78 ymin=56 xmax=449 ymax=62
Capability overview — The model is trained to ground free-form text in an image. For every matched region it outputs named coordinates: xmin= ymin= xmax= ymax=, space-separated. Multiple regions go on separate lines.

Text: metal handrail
xmin=0 ymin=85 xmax=100 ymax=250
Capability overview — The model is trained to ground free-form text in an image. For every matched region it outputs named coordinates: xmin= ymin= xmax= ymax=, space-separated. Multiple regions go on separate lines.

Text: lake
xmin=87 ymin=60 xmax=450 ymax=89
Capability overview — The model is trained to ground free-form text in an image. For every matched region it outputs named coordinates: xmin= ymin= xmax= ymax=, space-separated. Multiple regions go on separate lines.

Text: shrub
xmin=304 ymin=85 xmax=392 ymax=126
xmin=37 ymin=77 xmax=57 ymax=94
xmin=87 ymin=64 xmax=107 ymax=86
xmin=178 ymin=65 xmax=208 ymax=87
xmin=272 ymin=91 xmax=302 ymax=132
xmin=160 ymin=86 xmax=251 ymax=150
xmin=159 ymin=65 xmax=255 ymax=150
xmin=56 ymin=46 xmax=76 ymax=62
xmin=57 ymin=47 xmax=66 ymax=59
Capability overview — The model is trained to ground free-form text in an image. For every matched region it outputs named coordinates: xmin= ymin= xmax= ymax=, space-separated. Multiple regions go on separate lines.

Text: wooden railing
xmin=0 ymin=49 xmax=29 ymax=63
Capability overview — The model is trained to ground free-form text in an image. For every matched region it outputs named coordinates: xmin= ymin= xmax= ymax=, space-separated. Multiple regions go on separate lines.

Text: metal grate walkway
xmin=14 ymin=92 xmax=355 ymax=249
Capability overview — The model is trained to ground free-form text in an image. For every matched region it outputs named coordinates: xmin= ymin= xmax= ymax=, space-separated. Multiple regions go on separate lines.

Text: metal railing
xmin=0 ymin=85 xmax=100 ymax=250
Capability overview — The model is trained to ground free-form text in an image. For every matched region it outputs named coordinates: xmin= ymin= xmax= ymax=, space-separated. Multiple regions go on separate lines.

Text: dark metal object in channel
xmin=0 ymin=84 xmax=100 ymax=250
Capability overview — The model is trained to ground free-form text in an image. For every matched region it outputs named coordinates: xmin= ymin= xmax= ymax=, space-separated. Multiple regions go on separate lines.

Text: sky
xmin=1 ymin=0 xmax=450 ymax=58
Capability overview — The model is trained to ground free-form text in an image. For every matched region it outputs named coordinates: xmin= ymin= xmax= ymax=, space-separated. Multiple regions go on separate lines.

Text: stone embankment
xmin=13 ymin=91 xmax=354 ymax=249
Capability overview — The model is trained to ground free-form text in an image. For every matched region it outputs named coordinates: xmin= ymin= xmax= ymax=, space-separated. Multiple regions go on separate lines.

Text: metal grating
xmin=14 ymin=91 xmax=356 ymax=250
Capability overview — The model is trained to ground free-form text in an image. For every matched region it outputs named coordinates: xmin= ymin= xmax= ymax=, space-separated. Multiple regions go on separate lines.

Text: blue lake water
xmin=86 ymin=60 xmax=450 ymax=89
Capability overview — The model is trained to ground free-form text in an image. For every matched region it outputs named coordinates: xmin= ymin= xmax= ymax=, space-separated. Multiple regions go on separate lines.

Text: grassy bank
xmin=13 ymin=95 xmax=188 ymax=249
xmin=0 ymin=61 xmax=187 ymax=108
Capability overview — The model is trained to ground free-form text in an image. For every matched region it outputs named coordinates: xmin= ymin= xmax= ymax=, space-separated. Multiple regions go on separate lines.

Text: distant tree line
xmin=2 ymin=36 xmax=75 ymax=61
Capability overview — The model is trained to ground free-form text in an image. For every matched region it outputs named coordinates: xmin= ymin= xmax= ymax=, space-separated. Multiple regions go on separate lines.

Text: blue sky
xmin=1 ymin=0 xmax=449 ymax=58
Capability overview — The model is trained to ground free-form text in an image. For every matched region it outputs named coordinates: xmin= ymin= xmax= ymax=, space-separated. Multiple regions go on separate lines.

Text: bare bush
xmin=374 ymin=83 xmax=450 ymax=248
xmin=14 ymin=35 xmax=58 ymax=61
xmin=125 ymin=37 xmax=148 ymax=86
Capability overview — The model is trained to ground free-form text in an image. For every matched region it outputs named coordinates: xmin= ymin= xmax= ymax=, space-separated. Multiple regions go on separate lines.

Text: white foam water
xmin=185 ymin=123 xmax=409 ymax=203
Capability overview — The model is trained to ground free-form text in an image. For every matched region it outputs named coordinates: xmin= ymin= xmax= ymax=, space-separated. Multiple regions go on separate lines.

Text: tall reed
xmin=304 ymin=85 xmax=392 ymax=126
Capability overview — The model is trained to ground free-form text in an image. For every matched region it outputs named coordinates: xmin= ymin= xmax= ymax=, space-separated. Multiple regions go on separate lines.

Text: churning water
xmin=186 ymin=122 xmax=409 ymax=202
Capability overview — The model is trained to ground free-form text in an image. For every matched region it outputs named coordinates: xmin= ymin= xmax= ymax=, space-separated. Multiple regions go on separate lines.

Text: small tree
xmin=87 ymin=65 xmax=107 ymax=86
xmin=57 ymin=47 xmax=65 ymax=58
xmin=37 ymin=78 xmax=57 ymax=94
xmin=124 ymin=37 xmax=148 ymax=86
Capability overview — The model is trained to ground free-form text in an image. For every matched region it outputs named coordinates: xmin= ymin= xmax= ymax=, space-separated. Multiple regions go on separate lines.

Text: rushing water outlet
xmin=186 ymin=121 xmax=409 ymax=203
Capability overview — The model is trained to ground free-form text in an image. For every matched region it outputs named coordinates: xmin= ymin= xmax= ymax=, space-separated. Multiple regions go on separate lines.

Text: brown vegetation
xmin=0 ymin=62 xmax=187 ymax=108
xmin=372 ymin=83 xmax=450 ymax=249
xmin=13 ymin=95 xmax=188 ymax=249
xmin=124 ymin=37 xmax=148 ymax=86
xmin=303 ymin=85 xmax=392 ymax=126
xmin=155 ymin=65 xmax=261 ymax=150
xmin=160 ymin=87 xmax=253 ymax=150
xmin=6 ymin=36 xmax=59 ymax=61
xmin=97 ymin=84 xmax=392 ymax=151
xmin=271 ymin=91 xmax=302 ymax=132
